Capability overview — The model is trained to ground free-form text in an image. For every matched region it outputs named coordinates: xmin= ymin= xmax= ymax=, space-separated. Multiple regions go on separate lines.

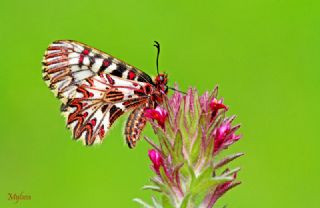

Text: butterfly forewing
xmin=42 ymin=40 xmax=154 ymax=103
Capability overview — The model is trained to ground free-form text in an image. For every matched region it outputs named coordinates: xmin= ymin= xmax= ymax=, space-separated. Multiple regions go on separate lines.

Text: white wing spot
xmin=83 ymin=57 xmax=90 ymax=66
xmin=91 ymin=58 xmax=103 ymax=72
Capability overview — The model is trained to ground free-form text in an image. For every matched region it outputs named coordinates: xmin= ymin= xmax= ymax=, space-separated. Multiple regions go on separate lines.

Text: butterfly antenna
xmin=168 ymin=86 xmax=187 ymax=95
xmin=154 ymin=41 xmax=160 ymax=75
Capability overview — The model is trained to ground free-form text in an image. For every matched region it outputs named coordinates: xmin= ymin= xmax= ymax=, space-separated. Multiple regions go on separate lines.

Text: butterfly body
xmin=43 ymin=40 xmax=168 ymax=148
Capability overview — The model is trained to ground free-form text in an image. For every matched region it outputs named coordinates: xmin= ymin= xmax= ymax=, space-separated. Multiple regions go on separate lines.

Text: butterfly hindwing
xmin=62 ymin=74 xmax=150 ymax=145
xmin=42 ymin=40 xmax=154 ymax=103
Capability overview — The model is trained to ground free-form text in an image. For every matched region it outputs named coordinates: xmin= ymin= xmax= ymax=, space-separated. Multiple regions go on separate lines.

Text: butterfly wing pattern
xmin=42 ymin=40 xmax=167 ymax=147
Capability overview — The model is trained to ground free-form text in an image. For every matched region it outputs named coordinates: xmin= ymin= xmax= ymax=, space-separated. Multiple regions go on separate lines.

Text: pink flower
xmin=213 ymin=119 xmax=241 ymax=153
xmin=144 ymin=106 xmax=168 ymax=128
xmin=210 ymin=98 xmax=228 ymax=119
xmin=148 ymin=149 xmax=163 ymax=172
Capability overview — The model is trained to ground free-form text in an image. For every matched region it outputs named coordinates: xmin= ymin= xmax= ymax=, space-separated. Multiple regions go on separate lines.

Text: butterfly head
xmin=155 ymin=73 xmax=168 ymax=94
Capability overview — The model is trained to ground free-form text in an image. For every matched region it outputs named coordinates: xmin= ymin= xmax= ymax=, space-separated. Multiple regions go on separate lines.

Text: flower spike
xmin=136 ymin=86 xmax=243 ymax=208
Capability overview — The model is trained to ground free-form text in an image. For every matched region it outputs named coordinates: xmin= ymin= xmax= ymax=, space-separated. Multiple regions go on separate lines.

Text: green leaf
xmin=222 ymin=167 xmax=241 ymax=177
xmin=143 ymin=185 xmax=162 ymax=192
xmin=151 ymin=177 xmax=171 ymax=195
xmin=186 ymin=169 xmax=228 ymax=208
xmin=184 ymin=93 xmax=192 ymax=129
xmin=133 ymin=198 xmax=154 ymax=208
xmin=179 ymin=194 xmax=191 ymax=208
xmin=188 ymin=93 xmax=201 ymax=136
xmin=173 ymin=130 xmax=184 ymax=163
xmin=203 ymin=138 xmax=214 ymax=165
xmin=191 ymin=176 xmax=233 ymax=195
xmin=188 ymin=166 xmax=216 ymax=206
xmin=162 ymin=195 xmax=175 ymax=208
xmin=193 ymin=173 xmax=232 ymax=206
xmin=193 ymin=127 xmax=206 ymax=169
xmin=159 ymin=166 xmax=173 ymax=188
xmin=190 ymin=130 xmax=201 ymax=165
xmin=163 ymin=97 xmax=174 ymax=123
xmin=187 ymin=164 xmax=196 ymax=189
xmin=197 ymin=165 xmax=213 ymax=183
xmin=163 ymin=100 xmax=175 ymax=141
xmin=178 ymin=100 xmax=189 ymax=150
xmin=179 ymin=162 xmax=189 ymax=179
xmin=190 ymin=165 xmax=213 ymax=192
xmin=152 ymin=196 xmax=163 ymax=208
xmin=144 ymin=136 xmax=161 ymax=152
xmin=214 ymin=153 xmax=244 ymax=169
xmin=199 ymin=113 xmax=209 ymax=130
xmin=188 ymin=164 xmax=196 ymax=181
xmin=165 ymin=120 xmax=175 ymax=143
xmin=208 ymin=86 xmax=219 ymax=101
xmin=156 ymin=128 xmax=173 ymax=157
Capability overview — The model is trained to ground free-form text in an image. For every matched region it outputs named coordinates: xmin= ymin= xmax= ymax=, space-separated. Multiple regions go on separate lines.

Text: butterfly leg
xmin=125 ymin=104 xmax=148 ymax=148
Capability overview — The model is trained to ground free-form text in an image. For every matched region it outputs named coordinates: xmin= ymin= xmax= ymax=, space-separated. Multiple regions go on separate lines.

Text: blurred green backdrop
xmin=1 ymin=0 xmax=319 ymax=207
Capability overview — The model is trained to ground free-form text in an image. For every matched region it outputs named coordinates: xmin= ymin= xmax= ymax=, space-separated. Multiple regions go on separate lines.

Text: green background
xmin=1 ymin=0 xmax=319 ymax=207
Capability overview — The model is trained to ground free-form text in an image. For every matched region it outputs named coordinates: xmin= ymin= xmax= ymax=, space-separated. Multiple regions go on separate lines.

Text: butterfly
xmin=42 ymin=40 xmax=169 ymax=148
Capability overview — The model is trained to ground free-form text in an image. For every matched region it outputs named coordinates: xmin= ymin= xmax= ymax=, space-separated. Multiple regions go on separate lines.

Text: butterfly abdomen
xmin=125 ymin=105 xmax=148 ymax=148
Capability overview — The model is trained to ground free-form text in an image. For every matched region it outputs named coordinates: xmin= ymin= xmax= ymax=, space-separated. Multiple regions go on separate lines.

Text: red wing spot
xmin=83 ymin=112 xmax=88 ymax=117
xmin=89 ymin=92 xmax=94 ymax=97
xmin=83 ymin=49 xmax=90 ymax=55
xmin=128 ymin=71 xmax=136 ymax=80
xmin=106 ymin=75 xmax=115 ymax=85
xmin=79 ymin=55 xmax=84 ymax=64
xmin=99 ymin=125 xmax=105 ymax=138
xmin=103 ymin=60 xmax=110 ymax=67
xmin=91 ymin=118 xmax=96 ymax=126
xmin=133 ymin=83 xmax=138 ymax=87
